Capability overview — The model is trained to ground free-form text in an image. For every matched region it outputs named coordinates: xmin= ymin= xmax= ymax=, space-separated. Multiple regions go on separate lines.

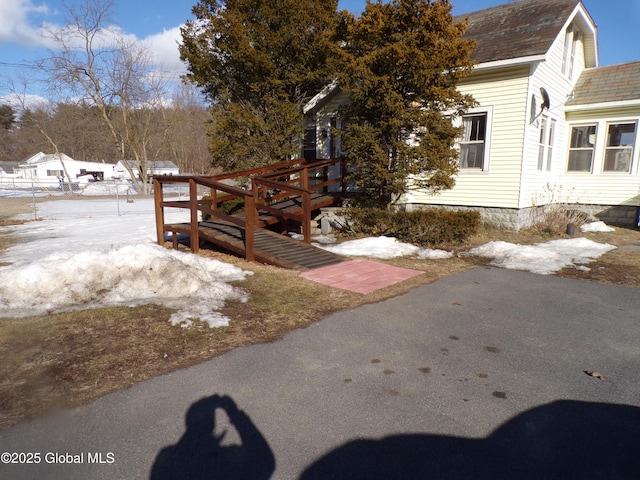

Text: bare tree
xmin=160 ymin=84 xmax=212 ymax=174
xmin=38 ymin=0 xmax=169 ymax=193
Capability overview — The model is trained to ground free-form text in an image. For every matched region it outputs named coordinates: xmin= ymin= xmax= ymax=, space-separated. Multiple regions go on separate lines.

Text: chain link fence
xmin=0 ymin=178 xmax=207 ymax=221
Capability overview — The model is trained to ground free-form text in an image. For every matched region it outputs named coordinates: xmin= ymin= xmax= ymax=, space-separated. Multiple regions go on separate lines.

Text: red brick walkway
xmin=299 ymin=259 xmax=423 ymax=294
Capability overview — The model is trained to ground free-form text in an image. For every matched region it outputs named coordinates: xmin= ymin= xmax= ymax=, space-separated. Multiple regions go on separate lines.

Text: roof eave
xmin=471 ymin=54 xmax=546 ymax=72
xmin=565 ymin=99 xmax=640 ymax=112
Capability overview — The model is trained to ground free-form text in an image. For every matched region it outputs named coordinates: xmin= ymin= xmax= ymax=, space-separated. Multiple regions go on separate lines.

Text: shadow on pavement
xmin=300 ymin=400 xmax=640 ymax=479
xmin=149 ymin=394 xmax=275 ymax=480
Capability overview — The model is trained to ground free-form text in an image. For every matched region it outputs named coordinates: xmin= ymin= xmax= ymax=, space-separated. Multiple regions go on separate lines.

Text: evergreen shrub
xmin=336 ymin=207 xmax=480 ymax=247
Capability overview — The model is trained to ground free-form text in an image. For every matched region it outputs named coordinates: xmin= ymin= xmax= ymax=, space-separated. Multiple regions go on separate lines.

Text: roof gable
xmin=456 ymin=0 xmax=581 ymax=65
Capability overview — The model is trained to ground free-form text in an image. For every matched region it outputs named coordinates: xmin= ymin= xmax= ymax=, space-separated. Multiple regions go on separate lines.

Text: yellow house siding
xmin=408 ymin=66 xmax=530 ymax=209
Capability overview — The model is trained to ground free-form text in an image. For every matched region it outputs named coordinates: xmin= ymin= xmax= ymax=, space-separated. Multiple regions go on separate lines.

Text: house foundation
xmin=404 ymin=203 xmax=639 ymax=231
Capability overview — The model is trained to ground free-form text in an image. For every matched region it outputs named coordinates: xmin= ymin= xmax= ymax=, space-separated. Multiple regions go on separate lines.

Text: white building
xmin=9 ymin=152 xmax=118 ymax=190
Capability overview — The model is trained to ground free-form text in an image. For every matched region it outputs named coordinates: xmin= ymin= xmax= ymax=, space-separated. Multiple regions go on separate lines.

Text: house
xmin=115 ymin=160 xmax=180 ymax=181
xmin=304 ymin=0 xmax=640 ymax=229
xmin=11 ymin=152 xmax=118 ymax=189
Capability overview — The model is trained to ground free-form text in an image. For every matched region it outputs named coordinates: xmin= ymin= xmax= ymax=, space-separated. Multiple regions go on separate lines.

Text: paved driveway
xmin=1 ymin=267 xmax=639 ymax=479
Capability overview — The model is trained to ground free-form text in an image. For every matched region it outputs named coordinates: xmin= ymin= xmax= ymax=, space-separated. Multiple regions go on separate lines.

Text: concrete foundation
xmin=403 ymin=203 xmax=639 ymax=231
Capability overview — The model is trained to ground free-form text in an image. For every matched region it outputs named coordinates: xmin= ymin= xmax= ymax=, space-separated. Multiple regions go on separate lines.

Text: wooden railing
xmin=153 ymin=157 xmax=345 ymax=260
xmin=153 ymin=175 xmax=257 ymax=260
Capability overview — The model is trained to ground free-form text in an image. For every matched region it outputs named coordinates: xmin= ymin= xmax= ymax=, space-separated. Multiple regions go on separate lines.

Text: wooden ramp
xmin=167 ymin=220 xmax=344 ymax=270
xmin=155 ymin=158 xmax=348 ymax=269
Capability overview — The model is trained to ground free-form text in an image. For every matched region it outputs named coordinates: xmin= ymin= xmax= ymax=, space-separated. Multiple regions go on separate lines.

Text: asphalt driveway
xmin=1 ymin=267 xmax=639 ymax=479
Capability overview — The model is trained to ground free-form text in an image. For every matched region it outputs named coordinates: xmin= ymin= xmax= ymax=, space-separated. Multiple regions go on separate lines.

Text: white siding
xmin=409 ymin=66 xmax=530 ymax=209
xmin=310 ymin=91 xmax=350 ymax=159
xmin=519 ymin=21 xmax=584 ymax=209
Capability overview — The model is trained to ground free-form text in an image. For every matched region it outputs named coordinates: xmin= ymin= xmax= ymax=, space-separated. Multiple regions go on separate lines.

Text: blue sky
xmin=1 ymin=0 xmax=638 ymax=102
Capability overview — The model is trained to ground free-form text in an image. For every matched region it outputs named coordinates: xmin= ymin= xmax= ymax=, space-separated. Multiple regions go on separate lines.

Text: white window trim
xmin=566 ymin=119 xmax=640 ymax=175
xmin=562 ymin=26 xmax=581 ymax=80
xmin=566 ymin=123 xmax=597 ymax=173
xmin=601 ymin=120 xmax=638 ymax=174
xmin=454 ymin=105 xmax=493 ymax=173
xmin=537 ymin=116 xmax=556 ymax=173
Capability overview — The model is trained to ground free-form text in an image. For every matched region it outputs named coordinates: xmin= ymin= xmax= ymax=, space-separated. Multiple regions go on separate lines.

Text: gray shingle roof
xmin=566 ymin=61 xmax=640 ymax=106
xmin=456 ymin=0 xmax=580 ymax=64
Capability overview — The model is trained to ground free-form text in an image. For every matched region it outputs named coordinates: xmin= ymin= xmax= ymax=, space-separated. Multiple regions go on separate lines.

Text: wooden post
xmin=189 ymin=178 xmax=199 ymax=253
xmin=340 ymin=157 xmax=347 ymax=196
xmin=153 ymin=178 xmax=165 ymax=245
xmin=302 ymin=191 xmax=311 ymax=243
xmin=244 ymin=193 xmax=255 ymax=261
xmin=302 ymin=166 xmax=309 ymax=191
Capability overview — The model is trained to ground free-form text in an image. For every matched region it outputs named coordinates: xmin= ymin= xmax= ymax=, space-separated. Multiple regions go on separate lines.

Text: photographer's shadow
xmin=150 ymin=394 xmax=275 ymax=480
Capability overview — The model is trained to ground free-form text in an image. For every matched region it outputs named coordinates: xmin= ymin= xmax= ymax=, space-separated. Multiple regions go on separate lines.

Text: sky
xmin=0 ymin=0 xmax=638 ymax=104
xmin=0 ymin=189 xmax=616 ymax=322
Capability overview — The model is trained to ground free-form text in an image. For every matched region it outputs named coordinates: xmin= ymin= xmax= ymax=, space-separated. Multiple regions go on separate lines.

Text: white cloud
xmin=0 ymin=92 xmax=51 ymax=112
xmin=0 ymin=0 xmax=48 ymax=47
xmin=144 ymin=27 xmax=186 ymax=75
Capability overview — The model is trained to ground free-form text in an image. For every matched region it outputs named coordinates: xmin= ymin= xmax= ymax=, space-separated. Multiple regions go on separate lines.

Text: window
xmin=567 ymin=125 xmax=596 ymax=172
xmin=46 ymin=169 xmax=64 ymax=177
xmin=537 ymin=117 xmax=555 ymax=171
xmin=302 ymin=124 xmax=317 ymax=161
xmin=460 ymin=113 xmax=487 ymax=169
xmin=562 ymin=27 xmax=581 ymax=80
xmin=603 ymin=123 xmax=636 ymax=172
xmin=547 ymin=119 xmax=555 ymax=171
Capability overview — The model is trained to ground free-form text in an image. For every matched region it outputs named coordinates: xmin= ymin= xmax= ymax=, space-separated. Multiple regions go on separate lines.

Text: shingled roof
xmin=456 ymin=0 xmax=580 ymax=64
xmin=566 ymin=61 xmax=640 ymax=106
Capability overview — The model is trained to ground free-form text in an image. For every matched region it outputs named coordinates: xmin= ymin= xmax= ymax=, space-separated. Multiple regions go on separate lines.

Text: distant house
xmin=115 ymin=160 xmax=180 ymax=181
xmin=11 ymin=152 xmax=117 ymax=189
xmin=304 ymin=0 xmax=640 ymax=229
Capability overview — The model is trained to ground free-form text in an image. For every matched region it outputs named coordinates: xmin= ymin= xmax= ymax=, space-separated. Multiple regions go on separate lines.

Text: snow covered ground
xmin=0 ymin=197 xmax=617 ymax=325
xmin=0 ymin=198 xmax=250 ymax=327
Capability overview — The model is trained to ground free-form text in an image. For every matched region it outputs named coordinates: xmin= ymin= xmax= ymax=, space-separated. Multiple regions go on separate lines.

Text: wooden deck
xmin=154 ymin=158 xmax=347 ymax=269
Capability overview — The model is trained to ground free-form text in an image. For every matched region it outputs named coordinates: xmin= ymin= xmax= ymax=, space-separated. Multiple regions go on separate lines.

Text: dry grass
xmin=1 ymin=223 xmax=639 ymax=430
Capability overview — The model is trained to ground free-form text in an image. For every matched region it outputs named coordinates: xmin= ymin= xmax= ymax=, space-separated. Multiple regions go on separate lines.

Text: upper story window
xmin=562 ymin=26 xmax=581 ymax=80
xmin=603 ymin=122 xmax=636 ymax=173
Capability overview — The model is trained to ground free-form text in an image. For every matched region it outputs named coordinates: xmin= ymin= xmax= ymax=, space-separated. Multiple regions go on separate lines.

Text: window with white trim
xmin=603 ymin=122 xmax=636 ymax=173
xmin=537 ymin=117 xmax=555 ymax=171
xmin=567 ymin=124 xmax=596 ymax=172
xmin=562 ymin=26 xmax=581 ymax=80
xmin=459 ymin=113 xmax=488 ymax=170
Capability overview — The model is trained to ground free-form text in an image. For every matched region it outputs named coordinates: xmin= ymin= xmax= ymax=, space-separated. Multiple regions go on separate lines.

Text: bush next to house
xmin=201 ymin=195 xmax=245 ymax=221
xmin=336 ymin=207 xmax=480 ymax=247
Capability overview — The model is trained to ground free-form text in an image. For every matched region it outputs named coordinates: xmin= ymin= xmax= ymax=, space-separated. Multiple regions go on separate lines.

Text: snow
xmin=314 ymin=233 xmax=615 ymax=274
xmin=581 ymin=221 xmax=615 ymax=233
xmin=0 ymin=198 xmax=252 ymax=327
xmin=313 ymin=235 xmax=453 ymax=260
xmin=468 ymin=238 xmax=616 ymax=275
xmin=0 ymin=197 xmax=618 ymax=324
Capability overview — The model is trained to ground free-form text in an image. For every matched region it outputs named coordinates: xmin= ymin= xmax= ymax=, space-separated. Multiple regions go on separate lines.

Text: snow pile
xmin=469 ymin=237 xmax=616 ymax=275
xmin=0 ymin=198 xmax=252 ymax=327
xmin=313 ymin=235 xmax=453 ymax=260
xmin=0 ymin=244 xmax=252 ymax=327
xmin=81 ymin=182 xmax=136 ymax=196
xmin=581 ymin=221 xmax=615 ymax=233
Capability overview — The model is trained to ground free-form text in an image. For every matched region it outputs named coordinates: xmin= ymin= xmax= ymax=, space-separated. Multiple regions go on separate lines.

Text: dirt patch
xmin=0 ymin=198 xmax=33 ymax=219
